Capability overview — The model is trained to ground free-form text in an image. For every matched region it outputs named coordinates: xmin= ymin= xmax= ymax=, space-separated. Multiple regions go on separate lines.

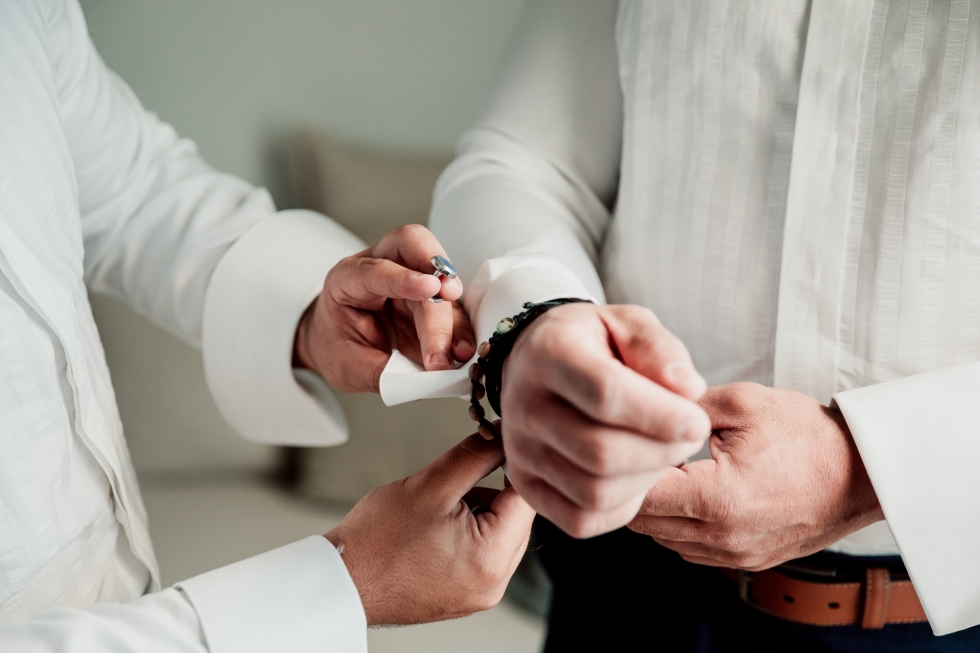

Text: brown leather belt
xmin=721 ymin=566 xmax=927 ymax=628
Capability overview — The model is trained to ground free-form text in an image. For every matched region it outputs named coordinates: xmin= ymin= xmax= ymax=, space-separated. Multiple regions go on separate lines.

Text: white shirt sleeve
xmin=833 ymin=363 xmax=980 ymax=636
xmin=428 ymin=0 xmax=622 ymax=345
xmin=49 ymin=0 xmax=363 ymax=445
xmin=0 ymin=536 xmax=367 ymax=653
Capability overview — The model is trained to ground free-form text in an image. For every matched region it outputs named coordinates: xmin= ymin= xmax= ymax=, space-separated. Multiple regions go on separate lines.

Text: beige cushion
xmin=290 ymin=131 xmax=453 ymax=246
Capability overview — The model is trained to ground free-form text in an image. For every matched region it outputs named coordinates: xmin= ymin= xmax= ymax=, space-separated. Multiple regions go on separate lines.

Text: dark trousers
xmin=536 ymin=518 xmax=980 ymax=653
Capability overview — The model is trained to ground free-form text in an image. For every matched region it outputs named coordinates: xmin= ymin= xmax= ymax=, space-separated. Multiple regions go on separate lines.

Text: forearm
xmin=430 ymin=129 xmax=607 ymax=343
xmin=429 ymin=0 xmax=622 ymax=334
xmin=0 ymin=588 xmax=209 ymax=653
xmin=431 ymin=127 xmax=607 ymax=297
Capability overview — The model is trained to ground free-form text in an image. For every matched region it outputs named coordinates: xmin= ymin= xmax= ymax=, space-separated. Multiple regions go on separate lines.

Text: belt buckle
xmin=737 ymin=570 xmax=756 ymax=606
xmin=736 ymin=562 xmax=841 ymax=614
xmin=736 ymin=570 xmax=782 ymax=619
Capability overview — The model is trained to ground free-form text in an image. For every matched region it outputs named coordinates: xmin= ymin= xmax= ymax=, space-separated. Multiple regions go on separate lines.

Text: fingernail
xmin=454 ymin=340 xmax=475 ymax=359
xmin=665 ymin=362 xmax=706 ymax=396
xmin=428 ymin=352 xmax=452 ymax=369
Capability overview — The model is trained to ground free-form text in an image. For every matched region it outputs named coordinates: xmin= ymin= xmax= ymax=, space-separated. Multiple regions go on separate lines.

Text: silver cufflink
xmin=428 ymin=255 xmax=458 ymax=303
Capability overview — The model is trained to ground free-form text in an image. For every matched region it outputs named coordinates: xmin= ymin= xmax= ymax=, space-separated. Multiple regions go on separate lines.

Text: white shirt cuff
xmin=465 ymin=255 xmax=601 ymax=344
xmin=201 ymin=210 xmax=365 ymax=446
xmin=175 ymin=536 xmax=366 ymax=653
xmin=833 ymin=362 xmax=980 ymax=636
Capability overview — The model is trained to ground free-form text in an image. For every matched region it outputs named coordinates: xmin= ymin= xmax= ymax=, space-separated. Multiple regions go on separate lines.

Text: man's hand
xmin=294 ymin=224 xmax=475 ymax=393
xmin=501 ymin=303 xmax=711 ymax=539
xmin=628 ymin=383 xmax=884 ymax=570
xmin=324 ymin=432 xmax=535 ymax=626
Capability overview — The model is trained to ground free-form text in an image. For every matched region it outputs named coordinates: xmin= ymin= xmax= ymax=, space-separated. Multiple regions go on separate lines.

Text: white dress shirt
xmin=423 ymin=0 xmax=980 ymax=636
xmin=0 ymin=0 xmax=367 ymax=649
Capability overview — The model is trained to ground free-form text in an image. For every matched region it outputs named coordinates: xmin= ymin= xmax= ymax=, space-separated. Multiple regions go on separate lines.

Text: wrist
xmin=324 ymin=529 xmax=384 ymax=626
xmin=292 ymin=298 xmax=319 ymax=372
xmin=479 ymin=299 xmax=591 ymax=419
xmin=829 ymin=406 xmax=884 ymax=527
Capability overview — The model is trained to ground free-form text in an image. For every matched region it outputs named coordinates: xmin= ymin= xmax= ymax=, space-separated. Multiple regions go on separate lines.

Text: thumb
xmin=354 ymin=344 xmax=394 ymax=394
xmin=480 ymin=485 xmax=536 ymax=541
xmin=600 ymin=305 xmax=706 ymax=401
xmin=635 ymin=459 xmax=720 ymax=520
xmin=414 ymin=434 xmax=506 ymax=510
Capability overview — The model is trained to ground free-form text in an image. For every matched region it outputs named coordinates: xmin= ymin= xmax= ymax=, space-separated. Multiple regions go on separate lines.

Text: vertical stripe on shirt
xmin=918 ymin=0 xmax=970 ymax=371
xmin=835 ymin=0 xmax=888 ymax=391
xmin=870 ymin=0 xmax=929 ymax=382
xmin=656 ymin=0 xmax=692 ymax=325
xmin=684 ymin=0 xmax=728 ymax=351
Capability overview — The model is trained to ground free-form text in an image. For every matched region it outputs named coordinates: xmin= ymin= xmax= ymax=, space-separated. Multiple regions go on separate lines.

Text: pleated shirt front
xmin=608 ymin=0 xmax=980 ymax=404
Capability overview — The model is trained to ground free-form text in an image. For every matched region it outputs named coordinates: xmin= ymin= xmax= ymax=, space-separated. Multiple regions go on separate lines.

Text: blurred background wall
xmin=80 ymin=0 xmax=527 ymax=478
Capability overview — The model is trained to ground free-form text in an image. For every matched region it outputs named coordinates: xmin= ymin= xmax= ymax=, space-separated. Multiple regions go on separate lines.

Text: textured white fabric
xmin=175 ymin=537 xmax=366 ymax=653
xmin=0 ymin=0 xmax=365 ymax=648
xmin=202 ymin=210 xmax=364 ymax=446
xmin=0 ymin=538 xmax=366 ymax=653
xmin=426 ymin=0 xmax=980 ymax=635
xmin=835 ymin=364 xmax=980 ymax=636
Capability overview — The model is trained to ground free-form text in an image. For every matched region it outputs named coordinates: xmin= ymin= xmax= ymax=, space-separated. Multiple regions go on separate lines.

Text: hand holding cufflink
xmin=294 ymin=224 xmax=475 ymax=392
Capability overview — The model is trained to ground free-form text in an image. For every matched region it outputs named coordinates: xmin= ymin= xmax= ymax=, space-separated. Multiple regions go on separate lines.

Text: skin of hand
xmin=500 ymin=303 xmax=712 ymax=539
xmin=627 ymin=382 xmax=884 ymax=571
xmin=324 ymin=431 xmax=536 ymax=626
xmin=294 ymin=224 xmax=475 ymax=393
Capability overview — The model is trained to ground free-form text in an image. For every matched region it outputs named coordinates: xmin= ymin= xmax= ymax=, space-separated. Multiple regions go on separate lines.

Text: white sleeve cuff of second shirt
xmin=202 ymin=209 xmax=366 ymax=446
xmin=832 ymin=361 xmax=980 ymax=636
xmin=465 ymin=255 xmax=603 ymax=343
xmin=175 ymin=536 xmax=366 ymax=653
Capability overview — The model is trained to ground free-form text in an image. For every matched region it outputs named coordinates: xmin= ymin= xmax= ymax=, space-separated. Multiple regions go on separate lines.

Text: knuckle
xmin=562 ymin=511 xmax=597 ymax=540
xmin=715 ymin=530 xmax=744 ymax=552
xmin=728 ymin=551 xmax=756 ymax=569
xmin=583 ymin=374 xmax=619 ymax=422
xmin=472 ymin=553 xmax=503 ymax=587
xmin=394 ymin=223 xmax=428 ymax=239
xmin=648 ymin=332 xmax=686 ymax=364
xmin=427 ymin=320 xmax=454 ymax=339
xmin=717 ymin=383 xmax=761 ymax=414
xmin=577 ymin=480 xmax=614 ymax=512
xmin=456 ymin=435 xmax=496 ymax=466
xmin=353 ymin=257 xmax=381 ymax=282
xmin=613 ymin=303 xmax=662 ymax=327
xmin=581 ymin=439 xmax=619 ymax=476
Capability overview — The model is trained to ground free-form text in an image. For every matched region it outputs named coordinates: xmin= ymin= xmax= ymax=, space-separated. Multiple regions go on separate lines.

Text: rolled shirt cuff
xmin=833 ymin=361 xmax=980 ymax=636
xmin=175 ymin=536 xmax=366 ymax=653
xmin=201 ymin=209 xmax=365 ymax=446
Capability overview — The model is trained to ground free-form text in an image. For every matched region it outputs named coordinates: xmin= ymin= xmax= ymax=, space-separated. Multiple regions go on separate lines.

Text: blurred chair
xmin=290 ymin=131 xmax=452 ymax=247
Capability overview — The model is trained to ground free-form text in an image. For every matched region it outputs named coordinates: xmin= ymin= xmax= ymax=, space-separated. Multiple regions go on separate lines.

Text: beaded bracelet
xmin=467 ymin=298 xmax=591 ymax=440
